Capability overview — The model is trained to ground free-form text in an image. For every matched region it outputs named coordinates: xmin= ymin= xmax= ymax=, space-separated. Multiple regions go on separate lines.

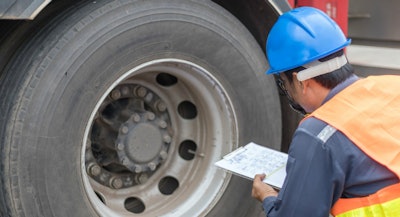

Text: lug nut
xmin=148 ymin=162 xmax=156 ymax=171
xmin=163 ymin=134 xmax=171 ymax=143
xmin=159 ymin=120 xmax=167 ymax=129
xmin=110 ymin=89 xmax=121 ymax=100
xmin=132 ymin=113 xmax=141 ymax=122
xmin=147 ymin=112 xmax=155 ymax=121
xmin=116 ymin=142 xmax=125 ymax=151
xmin=89 ymin=164 xmax=101 ymax=176
xmin=135 ymin=173 xmax=148 ymax=184
xmin=134 ymin=166 xmax=142 ymax=173
xmin=160 ymin=151 xmax=168 ymax=160
xmin=145 ymin=93 xmax=153 ymax=102
xmin=156 ymin=100 xmax=167 ymax=112
xmin=110 ymin=177 xmax=123 ymax=189
xmin=121 ymin=126 xmax=129 ymax=134
xmin=135 ymin=86 xmax=147 ymax=97
xmin=121 ymin=157 xmax=129 ymax=165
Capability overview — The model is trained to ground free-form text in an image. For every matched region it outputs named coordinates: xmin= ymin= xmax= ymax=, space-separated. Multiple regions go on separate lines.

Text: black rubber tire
xmin=0 ymin=0 xmax=281 ymax=216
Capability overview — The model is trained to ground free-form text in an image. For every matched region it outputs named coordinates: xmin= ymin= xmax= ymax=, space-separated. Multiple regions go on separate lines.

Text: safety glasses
xmin=275 ymin=76 xmax=289 ymax=97
xmin=274 ymin=75 xmax=307 ymax=116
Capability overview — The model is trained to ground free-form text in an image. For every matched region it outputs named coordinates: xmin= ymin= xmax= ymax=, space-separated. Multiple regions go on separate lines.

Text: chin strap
xmin=288 ymin=99 xmax=307 ymax=116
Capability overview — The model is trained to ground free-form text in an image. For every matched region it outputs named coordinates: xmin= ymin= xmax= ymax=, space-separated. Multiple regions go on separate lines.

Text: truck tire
xmin=0 ymin=0 xmax=281 ymax=216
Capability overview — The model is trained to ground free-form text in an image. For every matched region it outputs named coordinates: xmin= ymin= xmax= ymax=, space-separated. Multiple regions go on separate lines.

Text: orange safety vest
xmin=307 ymin=75 xmax=400 ymax=217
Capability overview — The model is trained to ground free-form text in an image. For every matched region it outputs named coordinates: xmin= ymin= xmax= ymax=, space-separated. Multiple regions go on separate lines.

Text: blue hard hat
xmin=266 ymin=7 xmax=351 ymax=74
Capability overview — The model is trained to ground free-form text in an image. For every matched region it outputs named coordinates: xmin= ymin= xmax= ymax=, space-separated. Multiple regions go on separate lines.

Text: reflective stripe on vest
xmin=331 ymin=183 xmax=400 ymax=217
xmin=307 ymin=75 xmax=400 ymax=217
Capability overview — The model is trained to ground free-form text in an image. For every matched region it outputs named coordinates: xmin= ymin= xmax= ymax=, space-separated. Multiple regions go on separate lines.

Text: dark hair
xmin=283 ymin=50 xmax=354 ymax=89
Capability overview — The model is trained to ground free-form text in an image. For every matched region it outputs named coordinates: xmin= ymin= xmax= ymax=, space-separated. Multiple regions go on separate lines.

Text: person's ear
xmin=292 ymin=72 xmax=308 ymax=93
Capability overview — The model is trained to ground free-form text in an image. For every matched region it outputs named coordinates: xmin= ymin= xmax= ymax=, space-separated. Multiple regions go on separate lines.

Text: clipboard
xmin=215 ymin=142 xmax=287 ymax=189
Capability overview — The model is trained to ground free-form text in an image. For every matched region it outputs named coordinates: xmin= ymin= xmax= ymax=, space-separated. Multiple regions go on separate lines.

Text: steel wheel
xmin=82 ymin=59 xmax=236 ymax=216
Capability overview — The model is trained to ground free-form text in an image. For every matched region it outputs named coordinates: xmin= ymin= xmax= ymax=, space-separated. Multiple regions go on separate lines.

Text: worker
xmin=251 ymin=6 xmax=400 ymax=217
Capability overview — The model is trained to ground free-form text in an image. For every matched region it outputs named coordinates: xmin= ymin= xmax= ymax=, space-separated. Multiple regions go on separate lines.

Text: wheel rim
xmin=82 ymin=58 xmax=238 ymax=216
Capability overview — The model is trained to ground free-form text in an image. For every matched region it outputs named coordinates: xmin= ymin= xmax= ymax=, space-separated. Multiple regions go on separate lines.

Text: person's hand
xmin=252 ymin=174 xmax=278 ymax=202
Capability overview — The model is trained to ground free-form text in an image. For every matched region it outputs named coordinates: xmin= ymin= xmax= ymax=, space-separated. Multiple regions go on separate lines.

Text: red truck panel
xmin=288 ymin=0 xmax=348 ymax=36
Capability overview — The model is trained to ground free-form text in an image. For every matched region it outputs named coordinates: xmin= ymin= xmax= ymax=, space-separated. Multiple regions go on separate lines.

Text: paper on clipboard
xmin=215 ymin=142 xmax=287 ymax=189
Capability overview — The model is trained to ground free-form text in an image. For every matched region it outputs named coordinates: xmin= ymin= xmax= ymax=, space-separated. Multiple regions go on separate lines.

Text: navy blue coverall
xmin=262 ymin=75 xmax=399 ymax=217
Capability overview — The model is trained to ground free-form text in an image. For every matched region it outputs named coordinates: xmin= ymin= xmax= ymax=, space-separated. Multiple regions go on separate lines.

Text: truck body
xmin=0 ymin=0 xmax=398 ymax=216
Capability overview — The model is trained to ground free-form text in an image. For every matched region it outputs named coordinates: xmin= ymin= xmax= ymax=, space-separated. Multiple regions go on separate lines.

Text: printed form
xmin=215 ymin=142 xmax=287 ymax=189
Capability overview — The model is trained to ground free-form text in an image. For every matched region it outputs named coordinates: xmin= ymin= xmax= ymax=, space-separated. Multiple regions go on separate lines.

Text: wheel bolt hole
xmin=156 ymin=73 xmax=178 ymax=86
xmin=125 ymin=197 xmax=145 ymax=214
xmin=178 ymin=101 xmax=197 ymax=119
xmin=159 ymin=176 xmax=179 ymax=195
xmin=95 ymin=192 xmax=105 ymax=204
xmin=179 ymin=140 xmax=197 ymax=160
